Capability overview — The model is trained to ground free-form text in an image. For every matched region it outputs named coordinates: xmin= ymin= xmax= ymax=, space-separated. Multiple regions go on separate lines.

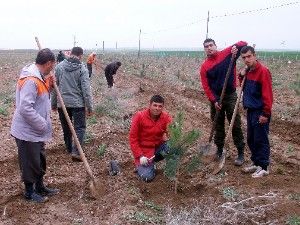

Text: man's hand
xmin=139 ymin=156 xmax=149 ymax=166
xmin=47 ymin=72 xmax=56 ymax=89
xmin=214 ymin=102 xmax=222 ymax=111
xmin=259 ymin=115 xmax=268 ymax=124
xmin=162 ymin=132 xmax=169 ymax=141
xmin=239 ymin=66 xmax=249 ymax=77
xmin=231 ymin=45 xmax=238 ymax=57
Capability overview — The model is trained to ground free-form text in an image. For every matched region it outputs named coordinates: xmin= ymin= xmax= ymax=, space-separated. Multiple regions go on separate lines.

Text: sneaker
xmin=71 ymin=154 xmax=82 ymax=162
xmin=24 ymin=192 xmax=48 ymax=203
xmin=252 ymin=167 xmax=269 ymax=178
xmin=36 ymin=186 xmax=60 ymax=196
xmin=243 ymin=164 xmax=259 ymax=173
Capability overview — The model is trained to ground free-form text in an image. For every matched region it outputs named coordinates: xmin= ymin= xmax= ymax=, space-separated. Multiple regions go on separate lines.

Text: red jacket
xmin=241 ymin=61 xmax=273 ymax=117
xmin=200 ymin=41 xmax=247 ymax=103
xmin=129 ymin=109 xmax=172 ymax=165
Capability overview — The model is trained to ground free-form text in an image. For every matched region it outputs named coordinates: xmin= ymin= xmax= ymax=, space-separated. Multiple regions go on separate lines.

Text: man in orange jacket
xmin=129 ymin=95 xmax=172 ymax=182
xmin=86 ymin=52 xmax=98 ymax=77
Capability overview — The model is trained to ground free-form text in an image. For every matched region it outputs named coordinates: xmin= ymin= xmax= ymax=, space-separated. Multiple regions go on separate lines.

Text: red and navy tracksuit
xmin=242 ymin=61 xmax=273 ymax=170
xmin=200 ymin=41 xmax=247 ymax=153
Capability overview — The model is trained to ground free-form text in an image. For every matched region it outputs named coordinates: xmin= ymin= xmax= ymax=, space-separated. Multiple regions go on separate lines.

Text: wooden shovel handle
xmin=224 ymin=76 xmax=246 ymax=144
xmin=208 ymin=55 xmax=235 ymax=143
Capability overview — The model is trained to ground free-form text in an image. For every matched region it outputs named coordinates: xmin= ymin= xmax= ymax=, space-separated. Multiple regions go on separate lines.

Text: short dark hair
xmin=203 ymin=38 xmax=216 ymax=46
xmin=150 ymin=95 xmax=164 ymax=104
xmin=35 ymin=48 xmax=55 ymax=65
xmin=71 ymin=47 xmax=83 ymax=56
xmin=241 ymin=46 xmax=255 ymax=54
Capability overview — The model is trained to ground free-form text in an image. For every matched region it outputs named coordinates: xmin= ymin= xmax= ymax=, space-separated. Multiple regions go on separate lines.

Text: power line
xmin=142 ymin=1 xmax=299 ymax=35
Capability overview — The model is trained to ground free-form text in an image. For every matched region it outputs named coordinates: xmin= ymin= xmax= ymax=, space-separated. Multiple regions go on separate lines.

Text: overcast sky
xmin=0 ymin=0 xmax=299 ymax=50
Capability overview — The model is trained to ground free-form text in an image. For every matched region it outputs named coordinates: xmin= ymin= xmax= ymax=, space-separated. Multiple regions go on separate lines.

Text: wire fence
xmin=139 ymin=50 xmax=300 ymax=61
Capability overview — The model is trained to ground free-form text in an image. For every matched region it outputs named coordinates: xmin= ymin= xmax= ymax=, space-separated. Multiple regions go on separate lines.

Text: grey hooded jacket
xmin=51 ymin=57 xmax=93 ymax=112
xmin=11 ymin=64 xmax=52 ymax=142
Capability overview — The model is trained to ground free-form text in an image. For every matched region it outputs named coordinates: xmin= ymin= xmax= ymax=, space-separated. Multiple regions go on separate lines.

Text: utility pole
xmin=73 ymin=35 xmax=76 ymax=47
xmin=102 ymin=41 xmax=105 ymax=52
xmin=206 ymin=11 xmax=210 ymax=39
xmin=138 ymin=29 xmax=141 ymax=58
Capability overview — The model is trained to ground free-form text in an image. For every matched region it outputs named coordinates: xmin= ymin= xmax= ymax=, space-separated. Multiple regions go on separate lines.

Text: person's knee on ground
xmin=137 ymin=164 xmax=155 ymax=182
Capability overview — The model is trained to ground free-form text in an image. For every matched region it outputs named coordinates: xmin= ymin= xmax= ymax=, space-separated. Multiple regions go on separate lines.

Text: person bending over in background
xmin=129 ymin=95 xmax=172 ymax=182
xmin=56 ymin=50 xmax=65 ymax=63
xmin=104 ymin=61 xmax=122 ymax=88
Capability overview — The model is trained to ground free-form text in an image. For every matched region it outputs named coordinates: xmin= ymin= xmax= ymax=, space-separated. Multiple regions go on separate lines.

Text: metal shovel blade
xmin=199 ymin=143 xmax=217 ymax=156
xmin=212 ymin=152 xmax=226 ymax=175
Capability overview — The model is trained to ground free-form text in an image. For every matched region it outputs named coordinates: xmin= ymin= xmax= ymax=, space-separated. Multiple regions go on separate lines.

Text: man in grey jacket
xmin=11 ymin=48 xmax=59 ymax=203
xmin=51 ymin=47 xmax=93 ymax=161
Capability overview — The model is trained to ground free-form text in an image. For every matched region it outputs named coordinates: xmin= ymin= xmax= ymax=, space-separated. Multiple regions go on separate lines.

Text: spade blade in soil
xmin=89 ymin=179 xmax=106 ymax=199
xmin=199 ymin=143 xmax=216 ymax=156
xmin=212 ymin=153 xmax=225 ymax=175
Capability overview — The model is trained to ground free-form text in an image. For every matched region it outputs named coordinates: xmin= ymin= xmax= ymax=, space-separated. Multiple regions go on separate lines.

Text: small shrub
xmin=96 ymin=144 xmax=107 ymax=157
xmin=87 ymin=116 xmax=97 ymax=125
xmin=127 ymin=211 xmax=162 ymax=223
xmin=286 ymin=215 xmax=300 ymax=225
xmin=164 ymin=111 xmax=201 ymax=193
xmin=94 ymin=96 xmax=121 ymax=119
xmin=84 ymin=132 xmax=93 ymax=144
xmin=0 ymin=106 xmax=8 ymax=116
xmin=222 ymin=187 xmax=238 ymax=201
xmin=288 ymin=193 xmax=300 ymax=201
xmin=144 ymin=201 xmax=163 ymax=212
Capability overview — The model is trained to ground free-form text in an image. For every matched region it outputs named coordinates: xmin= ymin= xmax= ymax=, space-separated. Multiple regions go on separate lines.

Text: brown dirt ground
xmin=0 ymin=50 xmax=299 ymax=224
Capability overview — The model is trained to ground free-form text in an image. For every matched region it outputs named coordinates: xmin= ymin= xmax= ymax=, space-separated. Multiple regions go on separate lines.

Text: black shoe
xmin=24 ymin=192 xmax=48 ymax=203
xmin=36 ymin=186 xmax=60 ymax=196
xmin=234 ymin=154 xmax=245 ymax=166
xmin=215 ymin=148 xmax=223 ymax=161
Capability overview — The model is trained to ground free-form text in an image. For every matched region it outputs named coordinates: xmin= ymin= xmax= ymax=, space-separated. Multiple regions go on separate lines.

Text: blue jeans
xmin=58 ymin=107 xmax=86 ymax=155
xmin=137 ymin=142 xmax=169 ymax=182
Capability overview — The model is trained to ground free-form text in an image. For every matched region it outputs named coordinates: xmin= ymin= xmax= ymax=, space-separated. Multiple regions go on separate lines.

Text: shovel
xmin=35 ymin=37 xmax=104 ymax=199
xmin=200 ymin=54 xmax=236 ymax=155
xmin=212 ymin=75 xmax=246 ymax=175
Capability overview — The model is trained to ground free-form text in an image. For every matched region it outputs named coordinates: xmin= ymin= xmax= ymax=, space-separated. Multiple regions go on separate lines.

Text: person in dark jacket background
xmin=104 ymin=61 xmax=122 ymax=88
xmin=199 ymin=38 xmax=246 ymax=166
xmin=52 ymin=47 xmax=93 ymax=162
xmin=57 ymin=50 xmax=65 ymax=63
xmin=239 ymin=46 xmax=273 ymax=178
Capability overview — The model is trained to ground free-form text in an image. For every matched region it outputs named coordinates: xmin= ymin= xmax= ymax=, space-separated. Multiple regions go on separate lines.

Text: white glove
xmin=139 ymin=156 xmax=149 ymax=166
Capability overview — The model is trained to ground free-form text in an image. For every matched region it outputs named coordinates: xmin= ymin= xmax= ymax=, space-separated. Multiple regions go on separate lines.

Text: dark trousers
xmin=137 ymin=142 xmax=169 ymax=182
xmin=247 ymin=110 xmax=270 ymax=168
xmin=105 ymin=71 xmax=114 ymax=88
xmin=210 ymin=92 xmax=245 ymax=151
xmin=15 ymin=138 xmax=46 ymax=184
xmin=87 ymin=63 xmax=92 ymax=77
xmin=58 ymin=107 xmax=86 ymax=155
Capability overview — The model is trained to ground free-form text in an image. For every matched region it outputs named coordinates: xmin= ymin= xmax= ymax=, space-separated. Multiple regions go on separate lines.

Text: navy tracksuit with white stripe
xmin=242 ymin=61 xmax=273 ymax=169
